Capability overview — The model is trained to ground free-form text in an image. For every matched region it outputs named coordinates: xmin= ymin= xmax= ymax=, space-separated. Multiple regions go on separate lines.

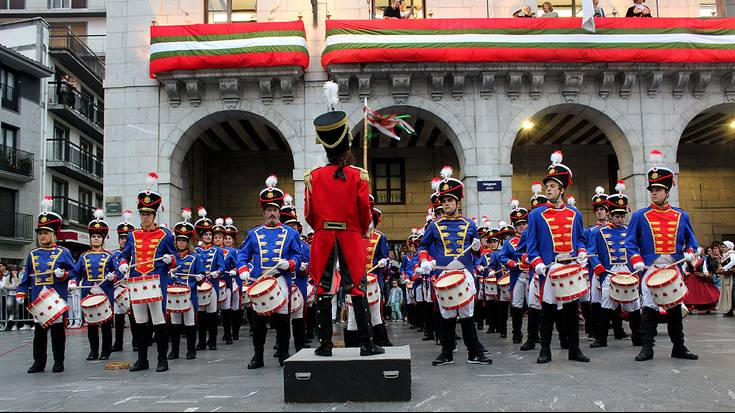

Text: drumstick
xmin=555 ymin=254 xmax=598 ymax=263
xmin=605 ymin=269 xmax=642 ymax=278
xmin=129 ymin=256 xmax=167 ymax=269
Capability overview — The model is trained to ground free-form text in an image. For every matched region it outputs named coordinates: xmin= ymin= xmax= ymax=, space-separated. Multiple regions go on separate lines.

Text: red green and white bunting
xmin=150 ymin=21 xmax=309 ymax=78
xmin=322 ymin=18 xmax=735 ymax=67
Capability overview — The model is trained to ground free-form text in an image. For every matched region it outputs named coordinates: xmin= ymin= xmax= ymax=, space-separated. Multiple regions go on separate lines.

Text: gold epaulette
xmin=304 ymin=167 xmax=321 ymax=191
xmin=349 ymin=165 xmax=369 ymax=182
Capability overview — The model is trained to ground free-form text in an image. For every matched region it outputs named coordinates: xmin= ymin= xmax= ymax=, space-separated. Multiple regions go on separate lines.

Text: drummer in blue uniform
xmin=477 ymin=224 xmax=500 ymax=334
xmin=16 ymin=196 xmax=76 ymax=374
xmin=500 ymin=200 xmax=531 ymax=346
xmin=73 ymin=209 xmax=118 ymax=361
xmin=223 ymin=218 xmax=244 ymax=341
xmin=193 ymin=207 xmax=225 ymax=351
xmin=280 ymin=193 xmax=311 ymax=352
xmin=112 ymin=210 xmax=135 ymax=353
xmin=213 ymin=217 xmax=238 ymax=345
xmin=168 ymin=209 xmax=204 ymax=360
xmin=526 ymin=151 xmax=590 ymax=364
xmin=416 ymin=166 xmax=492 ymax=367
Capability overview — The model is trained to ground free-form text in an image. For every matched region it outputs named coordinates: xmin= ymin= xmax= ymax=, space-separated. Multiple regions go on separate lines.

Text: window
xmin=1 ymin=124 xmax=18 ymax=173
xmin=48 ymin=0 xmax=70 ymax=8
xmin=700 ymin=0 xmax=718 ymax=16
xmin=52 ymin=122 xmax=69 ymax=161
xmin=1 ymin=124 xmax=17 ymax=150
xmin=206 ymin=0 xmax=256 ymax=23
xmin=79 ymin=188 xmax=92 ymax=208
xmin=371 ymin=159 xmax=405 ymax=205
xmin=0 ymin=188 xmax=17 ymax=238
xmin=79 ymin=138 xmax=92 ymax=172
xmin=373 ymin=0 xmax=426 ymax=19
xmin=1 ymin=67 xmax=19 ymax=112
xmin=52 ymin=177 xmax=68 ymax=217
xmin=0 ymin=0 xmax=25 ymax=9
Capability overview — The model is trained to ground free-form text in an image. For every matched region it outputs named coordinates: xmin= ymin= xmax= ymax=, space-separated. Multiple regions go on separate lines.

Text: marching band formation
xmin=14 ymin=108 xmax=700 ymax=375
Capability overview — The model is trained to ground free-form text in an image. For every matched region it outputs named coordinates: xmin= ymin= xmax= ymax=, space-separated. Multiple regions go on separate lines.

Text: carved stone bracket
xmin=258 ymin=77 xmax=272 ymax=106
xmin=480 ymin=72 xmax=495 ymax=100
xmin=599 ymin=71 xmax=615 ymax=100
xmin=529 ymin=72 xmax=545 ymax=100
xmin=430 ymin=72 xmax=445 ymax=101
xmin=506 ymin=71 xmax=522 ymax=99
xmin=216 ymin=78 xmax=238 ymax=108
xmin=334 ymin=75 xmax=350 ymax=102
xmin=162 ymin=79 xmax=181 ymax=107
xmin=185 ymin=79 xmax=203 ymax=107
xmin=561 ymin=71 xmax=583 ymax=103
xmin=645 ymin=71 xmax=664 ymax=98
xmin=452 ymin=73 xmax=465 ymax=101
xmin=278 ymin=76 xmax=295 ymax=104
xmin=617 ymin=72 xmax=636 ymax=99
xmin=672 ymin=71 xmax=691 ymax=99
xmin=357 ymin=74 xmax=371 ymax=101
xmin=391 ymin=73 xmax=411 ymax=104
xmin=690 ymin=71 xmax=711 ymax=99
xmin=723 ymin=72 xmax=735 ymax=102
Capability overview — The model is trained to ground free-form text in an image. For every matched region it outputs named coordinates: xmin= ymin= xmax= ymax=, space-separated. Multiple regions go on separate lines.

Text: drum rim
xmin=556 ymin=287 xmax=590 ymax=302
xmin=438 ymin=294 xmax=474 ymax=310
xmin=81 ymin=293 xmax=109 ymax=308
xmin=167 ymin=286 xmax=191 ymax=294
xmin=611 ymin=274 xmax=639 ymax=287
xmin=646 ymin=268 xmax=680 ymax=288
xmin=497 ymin=275 xmax=511 ymax=286
xmin=549 ymin=263 xmax=582 ymax=279
xmin=254 ymin=295 xmax=287 ymax=316
xmin=247 ymin=276 xmax=278 ymax=298
xmin=434 ymin=271 xmax=466 ymax=290
xmin=128 ymin=274 xmax=159 ymax=282
xmin=30 ymin=287 xmax=59 ymax=308
xmin=197 ymin=280 xmax=213 ymax=291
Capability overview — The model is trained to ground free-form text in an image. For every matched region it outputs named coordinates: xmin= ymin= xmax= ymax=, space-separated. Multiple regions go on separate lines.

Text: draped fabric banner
xmin=149 ymin=20 xmax=309 ymax=77
xmin=322 ymin=18 xmax=735 ymax=67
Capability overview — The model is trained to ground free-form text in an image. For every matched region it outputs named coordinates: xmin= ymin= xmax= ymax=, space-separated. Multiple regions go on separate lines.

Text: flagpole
xmin=363 ymin=97 xmax=369 ymax=169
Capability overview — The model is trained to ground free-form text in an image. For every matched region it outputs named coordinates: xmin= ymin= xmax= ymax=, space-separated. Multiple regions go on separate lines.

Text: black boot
xmin=590 ymin=308 xmax=611 ymax=348
xmin=232 ymin=309 xmax=243 ymax=341
xmin=460 ymin=317 xmax=492 ymax=365
xmin=168 ymin=324 xmax=181 ymax=360
xmin=50 ymin=323 xmax=65 ymax=373
xmin=537 ymin=303 xmax=555 ymax=364
xmin=100 ymin=322 xmax=113 ymax=360
xmin=314 ymin=295 xmax=334 ymax=357
xmin=196 ymin=312 xmax=208 ymax=351
xmin=555 ymin=309 xmax=569 ymax=349
xmin=275 ymin=313 xmax=291 ymax=366
xmin=611 ymin=308 xmax=628 ymax=339
xmin=222 ymin=309 xmax=233 ymax=345
xmin=422 ymin=303 xmax=435 ymax=340
xmin=581 ymin=301 xmax=594 ymax=340
xmin=667 ymin=305 xmax=698 ymax=360
xmin=433 ymin=317 xmax=455 ymax=366
xmin=343 ymin=328 xmax=359 ymax=348
xmin=292 ymin=318 xmax=307 ymax=352
xmin=628 ymin=310 xmax=643 ymax=346
xmin=511 ymin=306 xmax=524 ymax=344
xmin=207 ymin=312 xmax=218 ymax=350
xmin=130 ymin=323 xmax=149 ymax=372
xmin=635 ymin=307 xmax=658 ymax=362
xmin=112 ymin=314 xmax=125 ymax=352
xmin=248 ymin=314 xmax=267 ymax=369
xmin=521 ymin=308 xmax=539 ymax=351
xmin=155 ymin=324 xmax=169 ymax=372
xmin=564 ymin=302 xmax=589 ymax=362
xmin=87 ymin=325 xmax=100 ymax=360
xmin=373 ymin=323 xmax=393 ymax=347
xmin=130 ymin=314 xmax=140 ymax=352
xmin=352 ymin=295 xmax=384 ymax=356
xmin=498 ymin=302 xmax=510 ymax=338
xmin=185 ymin=326 xmax=197 ymax=359
xmin=28 ymin=324 xmax=47 ymax=374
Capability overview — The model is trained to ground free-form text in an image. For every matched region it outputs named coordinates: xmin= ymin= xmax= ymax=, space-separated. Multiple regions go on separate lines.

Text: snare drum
xmin=114 ymin=286 xmax=130 ymax=314
xmin=610 ymin=272 xmax=640 ymax=304
xmin=434 ymin=270 xmax=473 ymax=310
xmin=81 ymin=293 xmax=113 ymax=326
xmin=290 ymin=285 xmax=304 ymax=314
xmin=306 ymin=283 xmax=316 ymax=305
xmin=218 ymin=280 xmax=227 ymax=303
xmin=247 ymin=276 xmax=287 ymax=316
xmin=548 ymin=264 xmax=589 ymax=304
xmin=242 ymin=285 xmax=252 ymax=307
xmin=28 ymin=288 xmax=69 ymax=329
xmin=498 ymin=275 xmax=511 ymax=301
xmin=127 ymin=274 xmax=163 ymax=305
xmin=366 ymin=274 xmax=381 ymax=306
xmin=646 ymin=268 xmax=687 ymax=309
xmin=197 ymin=281 xmax=214 ymax=307
xmin=484 ymin=276 xmax=498 ymax=297
xmin=167 ymin=285 xmax=192 ymax=313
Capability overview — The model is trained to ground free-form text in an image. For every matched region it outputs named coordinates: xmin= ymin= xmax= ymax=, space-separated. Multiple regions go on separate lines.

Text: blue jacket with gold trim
xmin=625 ymin=203 xmax=698 ymax=267
xmin=195 ymin=245 xmax=225 ymax=294
xmin=589 ymin=223 xmax=631 ymax=284
xmin=18 ymin=245 xmax=76 ymax=302
xmin=418 ymin=216 xmax=480 ymax=277
xmin=236 ymin=223 xmax=302 ymax=289
xmin=170 ymin=250 xmax=203 ymax=312
xmin=73 ymin=250 xmax=117 ymax=302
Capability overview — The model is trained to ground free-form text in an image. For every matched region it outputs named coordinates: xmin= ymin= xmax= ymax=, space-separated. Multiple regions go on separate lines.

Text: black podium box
xmin=284 ymin=345 xmax=411 ymax=403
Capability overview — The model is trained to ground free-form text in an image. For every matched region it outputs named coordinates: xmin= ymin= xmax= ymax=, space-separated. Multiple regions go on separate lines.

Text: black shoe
xmin=314 ymin=344 xmax=333 ymax=357
xmin=568 ymin=348 xmax=590 ymax=362
xmin=86 ymin=352 xmax=99 ymax=361
xmin=111 ymin=345 xmax=122 ymax=353
xmin=208 ymin=344 xmax=217 ymax=351
xmin=186 ymin=352 xmax=196 ymax=360
xmin=468 ymin=353 xmax=493 ymax=365
xmin=635 ymin=347 xmax=654 ymax=362
xmin=360 ymin=343 xmax=385 ymax=356
xmin=500 ymin=333 xmax=507 ymax=339
xmin=590 ymin=339 xmax=607 ymax=348
xmin=421 ymin=335 xmax=435 ymax=341
xmin=27 ymin=362 xmax=45 ymax=374
xmin=99 ymin=352 xmax=111 ymax=361
xmin=537 ymin=347 xmax=552 ymax=364
xmin=52 ymin=362 xmax=64 ymax=373
xmin=167 ymin=351 xmax=179 ymax=360
xmin=129 ymin=360 xmax=149 ymax=372
xmin=614 ymin=331 xmax=629 ymax=340
xmin=512 ymin=334 xmax=523 ymax=345
xmin=723 ymin=311 xmax=734 ymax=318
xmin=560 ymin=341 xmax=569 ymax=350
xmin=247 ymin=354 xmax=264 ymax=369
xmin=225 ymin=338 xmax=233 ymax=345
xmin=196 ymin=343 xmax=206 ymax=351
xmin=432 ymin=352 xmax=454 ymax=366
xmin=156 ymin=359 xmax=169 ymax=372
xmin=671 ymin=346 xmax=699 ymax=360
xmin=520 ymin=339 xmax=536 ymax=352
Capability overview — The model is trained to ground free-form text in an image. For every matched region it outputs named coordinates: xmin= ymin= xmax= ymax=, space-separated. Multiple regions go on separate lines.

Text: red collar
xmin=179 ymin=250 xmax=190 ymax=257
xmin=649 ymin=203 xmax=671 ymax=212
xmin=200 ymin=243 xmax=213 ymax=250
xmin=264 ymin=223 xmax=283 ymax=228
xmin=141 ymin=224 xmax=159 ymax=233
xmin=545 ymin=201 xmax=566 ymax=210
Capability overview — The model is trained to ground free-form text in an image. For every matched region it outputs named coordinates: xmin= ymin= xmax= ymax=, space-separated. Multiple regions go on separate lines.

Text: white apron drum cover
xmin=610 ymin=272 xmax=640 ymax=304
xmin=290 ymin=284 xmax=304 ymax=314
xmin=433 ymin=269 xmax=474 ymax=311
xmin=127 ymin=274 xmax=163 ymax=305
xmin=247 ymin=276 xmax=287 ymax=316
xmin=197 ymin=281 xmax=214 ymax=307
xmin=167 ymin=285 xmax=192 ymax=313
xmin=28 ymin=288 xmax=69 ymax=328
xmin=306 ymin=283 xmax=316 ymax=305
xmin=646 ymin=268 xmax=688 ymax=309
xmin=114 ymin=286 xmax=131 ymax=314
xmin=548 ymin=264 xmax=589 ymax=304
xmin=218 ymin=280 xmax=227 ymax=303
xmin=81 ymin=293 xmax=113 ymax=326
xmin=498 ymin=275 xmax=511 ymax=301
xmin=366 ymin=274 xmax=381 ymax=306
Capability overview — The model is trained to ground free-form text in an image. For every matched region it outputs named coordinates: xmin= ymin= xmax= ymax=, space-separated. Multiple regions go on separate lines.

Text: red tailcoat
xmin=305 ymin=164 xmax=372 ymax=295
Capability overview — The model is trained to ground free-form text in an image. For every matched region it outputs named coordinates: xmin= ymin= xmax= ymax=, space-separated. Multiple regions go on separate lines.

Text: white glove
xmin=16 ymin=297 xmax=24 ymax=305
xmin=118 ymin=263 xmax=129 ymax=274
xmin=577 ymin=251 xmax=587 ymax=261
xmin=195 ymin=274 xmax=205 ymax=282
xmin=162 ymin=254 xmax=173 ymax=265
xmin=105 ymin=273 xmax=115 ymax=282
xmin=378 ymin=258 xmax=389 ymax=269
xmin=54 ymin=268 xmax=65 ymax=279
xmin=534 ymin=263 xmax=546 ymax=276
xmin=684 ymin=251 xmax=696 ymax=263
xmin=276 ymin=260 xmax=291 ymax=271
xmin=577 ymin=258 xmax=588 ymax=267
xmin=476 ymin=265 xmax=485 ymax=274
xmin=471 ymin=238 xmax=482 ymax=252
xmin=299 ymin=262 xmax=308 ymax=272
xmin=414 ymin=266 xmax=427 ymax=275
xmin=239 ymin=271 xmax=249 ymax=282
xmin=488 ymin=270 xmax=496 ymax=278
xmin=228 ymin=269 xmax=237 ymax=277
xmin=91 ymin=286 xmax=103 ymax=295
xmin=209 ymin=270 xmax=220 ymax=279
xmin=420 ymin=259 xmax=434 ymax=274
xmin=68 ymin=281 xmax=78 ymax=292
xmin=633 ymin=261 xmax=645 ymax=272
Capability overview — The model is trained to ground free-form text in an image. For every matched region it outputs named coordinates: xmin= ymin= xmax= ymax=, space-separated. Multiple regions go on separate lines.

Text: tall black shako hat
xmin=117 ymin=210 xmax=135 ymax=236
xmin=87 ymin=208 xmax=110 ymax=239
xmin=174 ymin=208 xmax=196 ymax=241
xmin=138 ymin=172 xmax=163 ymax=213
xmin=195 ymin=207 xmax=213 ymax=237
xmin=436 ymin=166 xmax=463 ymax=202
xmin=543 ymin=150 xmax=573 ymax=189
xmin=592 ymin=186 xmax=609 ymax=211
xmin=509 ymin=199 xmax=529 ymax=226
xmin=647 ymin=150 xmax=675 ymax=191
xmin=259 ymin=175 xmax=286 ymax=209
xmin=36 ymin=196 xmax=63 ymax=234
xmin=314 ymin=81 xmax=352 ymax=159
xmin=607 ymin=180 xmax=630 ymax=215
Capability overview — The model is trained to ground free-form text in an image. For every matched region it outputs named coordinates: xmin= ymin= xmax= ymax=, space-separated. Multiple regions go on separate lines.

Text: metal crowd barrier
xmin=0 ymin=288 xmax=84 ymax=331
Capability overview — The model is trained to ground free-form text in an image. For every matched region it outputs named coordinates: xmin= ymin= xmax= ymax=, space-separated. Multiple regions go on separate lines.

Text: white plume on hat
xmin=265 ymin=175 xmax=278 ymax=188
xmin=197 ymin=207 xmax=207 ymax=218
xmin=225 ymin=217 xmax=234 ymax=226
xmin=93 ymin=208 xmax=104 ymax=220
xmin=615 ymin=180 xmax=626 ymax=193
xmin=41 ymin=195 xmax=53 ymax=213
xmin=181 ymin=208 xmax=192 ymax=222
xmin=550 ymin=150 xmax=563 ymax=165
xmin=440 ymin=166 xmax=453 ymax=180
xmin=215 ymin=218 xmax=224 ymax=226
xmin=323 ymin=81 xmax=339 ymax=110
xmin=649 ymin=149 xmax=663 ymax=165
xmin=122 ymin=210 xmax=132 ymax=223
xmin=567 ymin=195 xmax=576 ymax=206
xmin=284 ymin=193 xmax=294 ymax=206
xmin=510 ymin=199 xmax=520 ymax=210
xmin=531 ymin=182 xmax=543 ymax=195
xmin=431 ymin=178 xmax=441 ymax=192
xmin=595 ymin=186 xmax=605 ymax=195
xmin=145 ymin=172 xmax=159 ymax=192
xmin=498 ymin=220 xmax=508 ymax=228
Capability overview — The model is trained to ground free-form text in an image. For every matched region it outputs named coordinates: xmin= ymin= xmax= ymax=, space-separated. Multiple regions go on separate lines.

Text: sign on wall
xmin=477 ymin=181 xmax=502 ymax=192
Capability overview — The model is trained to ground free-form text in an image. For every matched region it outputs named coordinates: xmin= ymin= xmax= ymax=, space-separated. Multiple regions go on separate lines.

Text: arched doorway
xmin=350 ymin=106 xmax=461 ymax=242
xmin=174 ymin=111 xmax=295 ymax=231
xmin=510 ymin=104 xmax=634 ymax=225
xmin=677 ymin=103 xmax=735 ymax=244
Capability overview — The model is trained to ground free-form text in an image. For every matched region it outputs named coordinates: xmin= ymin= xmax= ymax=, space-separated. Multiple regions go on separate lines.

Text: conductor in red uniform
xmin=305 ymin=110 xmax=384 ymax=357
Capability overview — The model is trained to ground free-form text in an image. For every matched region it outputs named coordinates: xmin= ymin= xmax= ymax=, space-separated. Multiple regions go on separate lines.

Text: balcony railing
xmin=0 ymin=211 xmax=33 ymax=241
xmin=0 ymin=144 xmax=34 ymax=177
xmin=47 ymin=138 xmax=103 ymax=179
xmin=48 ymin=81 xmax=104 ymax=129
xmin=49 ymin=26 xmax=105 ymax=82
xmin=1 ymin=82 xmax=18 ymax=112
xmin=51 ymin=196 xmax=95 ymax=224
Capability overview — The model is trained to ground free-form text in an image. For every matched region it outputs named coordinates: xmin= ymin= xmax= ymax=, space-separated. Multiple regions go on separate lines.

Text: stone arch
xmin=668 ymin=97 xmax=735 ymax=151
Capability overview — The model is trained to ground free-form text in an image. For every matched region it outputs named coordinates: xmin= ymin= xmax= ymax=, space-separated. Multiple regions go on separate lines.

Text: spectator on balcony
xmin=626 ymin=0 xmax=652 ymax=17
xmin=540 ymin=2 xmax=559 ymax=17
xmin=384 ymin=0 xmax=414 ymax=19
xmin=513 ymin=5 xmax=536 ymax=17
xmin=593 ymin=0 xmax=606 ymax=17
xmin=59 ymin=74 xmax=76 ymax=107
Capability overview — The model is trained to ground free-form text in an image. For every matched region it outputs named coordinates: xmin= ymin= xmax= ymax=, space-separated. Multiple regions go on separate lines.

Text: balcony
xmin=1 ymin=82 xmax=18 ymax=112
xmin=47 ymin=139 xmax=103 ymax=189
xmin=0 ymin=144 xmax=34 ymax=183
xmin=0 ymin=211 xmax=34 ymax=245
xmin=52 ymin=196 xmax=95 ymax=225
xmin=49 ymin=26 xmax=104 ymax=95
xmin=47 ymin=82 xmax=104 ymax=142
